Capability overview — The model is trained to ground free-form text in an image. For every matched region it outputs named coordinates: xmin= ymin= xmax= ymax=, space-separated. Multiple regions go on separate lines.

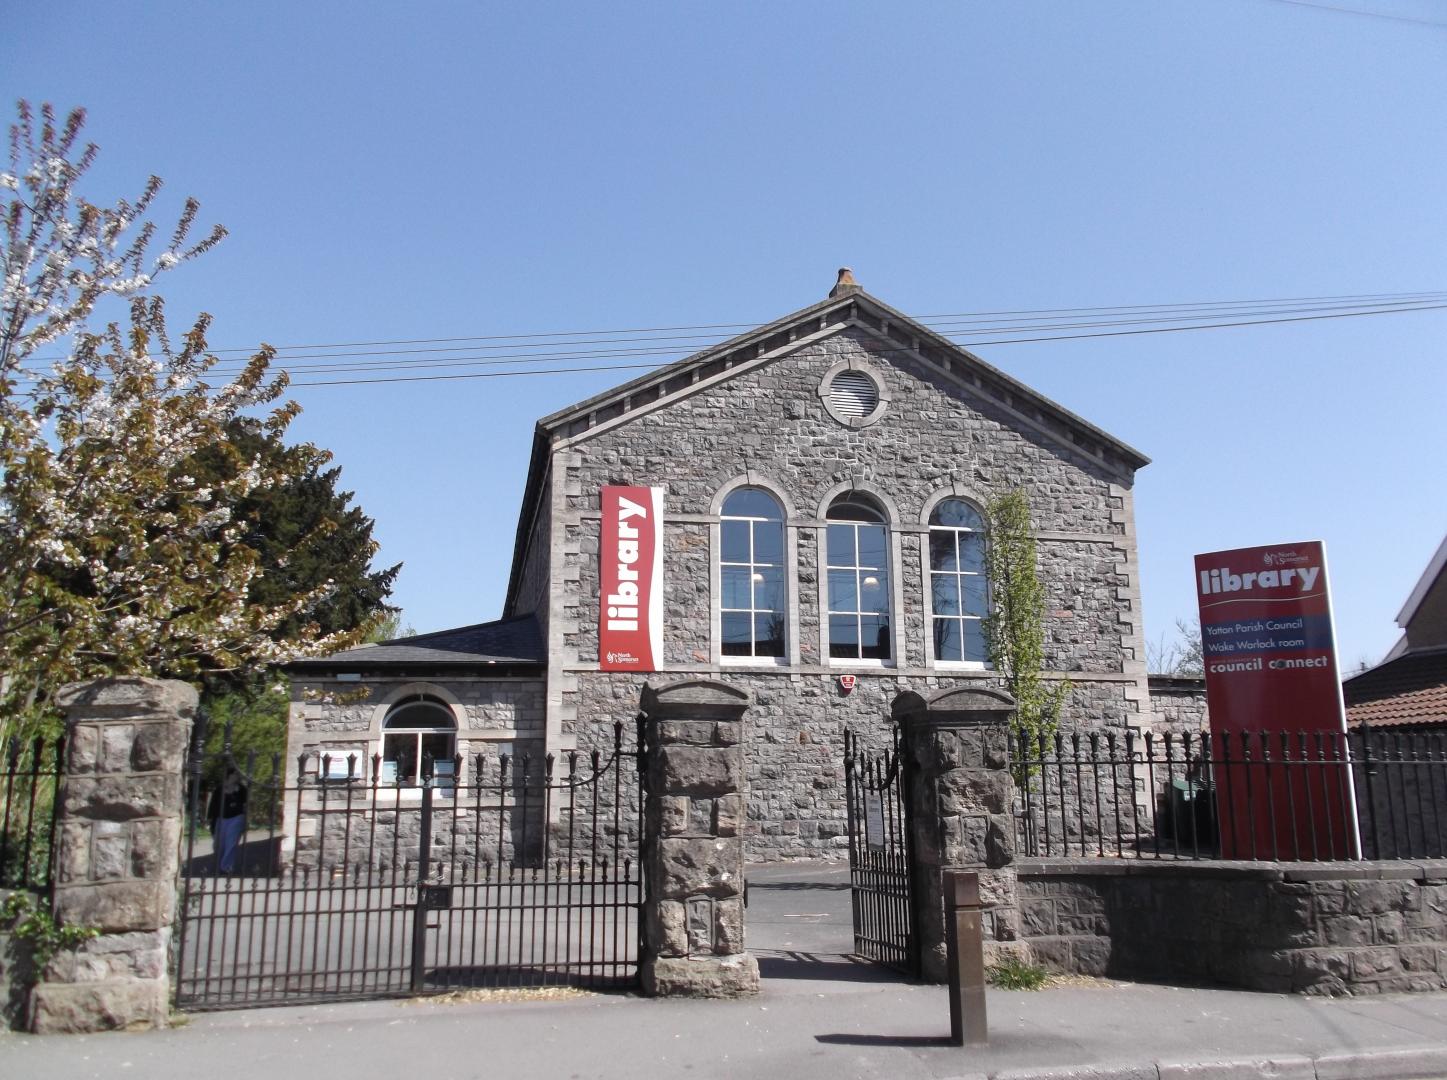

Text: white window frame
xmin=380 ymin=698 xmax=458 ymax=788
xmin=922 ymin=491 xmax=993 ymax=671
xmin=718 ymin=487 xmax=788 ymax=663
xmin=710 ymin=476 xmax=797 ymax=668
xmin=821 ymin=489 xmax=898 ymax=667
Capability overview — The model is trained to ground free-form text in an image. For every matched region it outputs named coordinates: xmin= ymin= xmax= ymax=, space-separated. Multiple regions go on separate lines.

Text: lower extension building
xmin=285 ymin=271 xmax=1173 ymax=861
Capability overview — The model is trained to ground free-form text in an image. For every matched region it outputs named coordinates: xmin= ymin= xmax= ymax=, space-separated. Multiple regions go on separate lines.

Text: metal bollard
xmin=944 ymin=869 xmax=988 ymax=1046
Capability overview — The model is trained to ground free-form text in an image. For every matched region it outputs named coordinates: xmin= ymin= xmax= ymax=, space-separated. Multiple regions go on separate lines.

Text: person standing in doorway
xmin=207 ymin=767 xmax=249 ymax=874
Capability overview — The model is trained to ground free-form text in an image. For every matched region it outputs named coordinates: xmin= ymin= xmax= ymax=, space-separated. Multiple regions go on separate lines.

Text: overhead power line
xmin=184 ymin=297 xmax=1444 ymax=380
xmin=283 ymin=300 xmax=1447 ymax=388
xmin=22 ymin=288 xmax=1444 ymax=364
xmin=1266 ymin=0 xmax=1447 ymax=30
xmin=92 ymin=292 xmax=1447 ymax=381
xmin=173 ymin=292 xmax=1447 ymax=373
xmin=11 ymin=290 xmax=1444 ymax=391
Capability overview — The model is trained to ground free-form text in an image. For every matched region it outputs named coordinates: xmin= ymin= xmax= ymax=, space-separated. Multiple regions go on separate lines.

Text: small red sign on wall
xmin=599 ymin=486 xmax=664 ymax=672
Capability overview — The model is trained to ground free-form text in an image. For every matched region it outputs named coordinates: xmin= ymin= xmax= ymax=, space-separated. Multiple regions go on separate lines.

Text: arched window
xmin=929 ymin=498 xmax=988 ymax=664
xmin=719 ymin=487 xmax=786 ymax=658
xmin=826 ymin=492 xmax=891 ymax=661
xmin=381 ymin=696 xmax=456 ymax=786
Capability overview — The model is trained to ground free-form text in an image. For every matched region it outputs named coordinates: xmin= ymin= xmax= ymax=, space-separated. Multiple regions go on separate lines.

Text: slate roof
xmin=284 ymin=614 xmax=544 ymax=673
xmin=1343 ymin=647 xmax=1447 ymax=729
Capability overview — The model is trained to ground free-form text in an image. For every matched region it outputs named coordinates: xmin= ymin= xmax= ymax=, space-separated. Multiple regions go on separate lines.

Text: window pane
xmin=959 ymin=531 xmax=986 ymax=572
xmin=382 ymin=733 xmax=415 ymax=785
xmin=963 ymin=620 xmax=988 ymax=663
xmin=929 ymin=529 xmax=958 ymax=572
xmin=933 ymin=499 xmax=983 ymax=530
xmin=720 ymin=520 xmax=750 ymax=563
xmin=721 ymin=611 xmax=753 ymax=655
xmin=826 ymin=523 xmax=855 ymax=567
xmin=932 ymin=573 xmax=960 ymax=615
xmin=754 ymin=565 xmax=784 ymax=613
xmin=860 ymin=616 xmax=891 ymax=660
xmin=420 ymin=733 xmax=454 ymax=776
xmin=860 ymin=570 xmax=888 ymax=613
xmin=828 ymin=615 xmax=859 ymax=658
xmin=962 ymin=575 xmax=989 ymax=617
xmin=828 ymin=570 xmax=858 ymax=614
xmin=722 ymin=566 xmax=751 ymax=610
xmin=754 ymin=613 xmax=785 ymax=657
xmin=384 ymin=701 xmax=454 ymax=730
xmin=827 ymin=494 xmax=883 ymax=522
xmin=857 ymin=524 xmax=887 ymax=569
xmin=752 ymin=519 xmax=784 ymax=564
xmin=934 ymin=617 xmax=962 ymax=661
xmin=723 ymin=487 xmax=781 ymax=520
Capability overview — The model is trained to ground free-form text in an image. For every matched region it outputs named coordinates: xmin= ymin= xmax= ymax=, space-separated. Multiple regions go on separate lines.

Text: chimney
xmin=829 ymin=267 xmax=862 ymax=298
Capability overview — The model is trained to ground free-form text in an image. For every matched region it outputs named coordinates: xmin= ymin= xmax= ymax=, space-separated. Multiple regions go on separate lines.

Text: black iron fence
xmin=843 ymin=726 xmax=917 ymax=976
xmin=0 ymin=736 xmax=64 ymax=892
xmin=176 ymin=720 xmax=644 ymax=1010
xmin=1353 ymin=726 xmax=1447 ymax=860
xmin=1014 ymin=727 xmax=1447 ymax=863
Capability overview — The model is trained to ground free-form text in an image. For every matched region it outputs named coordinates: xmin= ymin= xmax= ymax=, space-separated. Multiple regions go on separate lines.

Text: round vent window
xmin=819 ymin=362 xmax=889 ymax=427
xmin=829 ymin=370 xmax=878 ymax=417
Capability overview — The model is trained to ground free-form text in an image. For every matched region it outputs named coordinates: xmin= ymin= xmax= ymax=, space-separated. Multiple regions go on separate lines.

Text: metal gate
xmin=843 ymin=725 xmax=918 ymax=977
xmin=176 ymin=721 xmax=644 ymax=1010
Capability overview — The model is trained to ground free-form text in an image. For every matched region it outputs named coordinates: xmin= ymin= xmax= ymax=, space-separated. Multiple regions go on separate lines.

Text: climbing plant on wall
xmin=982 ymin=488 xmax=1069 ymax=748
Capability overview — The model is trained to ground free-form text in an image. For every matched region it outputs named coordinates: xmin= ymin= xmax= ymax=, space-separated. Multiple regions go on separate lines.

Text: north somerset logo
xmin=1262 ymin=551 xmax=1311 ymax=568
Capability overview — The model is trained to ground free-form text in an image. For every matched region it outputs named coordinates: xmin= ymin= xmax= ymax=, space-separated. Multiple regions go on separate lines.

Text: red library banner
xmin=1194 ymin=541 xmax=1358 ymax=858
xmin=598 ymin=486 xmax=664 ymax=672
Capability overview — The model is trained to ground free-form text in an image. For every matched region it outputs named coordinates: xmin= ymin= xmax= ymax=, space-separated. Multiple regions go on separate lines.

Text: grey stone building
xmin=286 ymin=272 xmax=1161 ymax=861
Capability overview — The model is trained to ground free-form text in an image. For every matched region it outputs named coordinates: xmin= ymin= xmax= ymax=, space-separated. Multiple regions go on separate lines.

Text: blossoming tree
xmin=1 ymin=102 xmax=376 ymax=738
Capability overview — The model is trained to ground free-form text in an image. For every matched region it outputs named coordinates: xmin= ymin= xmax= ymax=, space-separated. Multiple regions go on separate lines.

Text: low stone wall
xmin=1020 ymin=858 xmax=1447 ymax=995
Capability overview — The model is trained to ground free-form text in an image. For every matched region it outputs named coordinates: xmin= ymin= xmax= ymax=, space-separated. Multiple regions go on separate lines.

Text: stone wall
xmin=533 ymin=324 xmax=1150 ymax=859
xmin=287 ymin=675 xmax=548 ymax=779
xmin=511 ymin=464 xmax=553 ymax=642
xmin=1148 ymin=676 xmax=1208 ymax=738
xmin=571 ymin=670 xmax=1147 ymax=862
xmin=1019 ymin=859 xmax=1447 ymax=995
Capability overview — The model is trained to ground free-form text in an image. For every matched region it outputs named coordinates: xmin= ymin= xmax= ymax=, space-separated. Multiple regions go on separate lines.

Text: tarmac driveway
xmin=745 ymin=859 xmax=903 ymax=992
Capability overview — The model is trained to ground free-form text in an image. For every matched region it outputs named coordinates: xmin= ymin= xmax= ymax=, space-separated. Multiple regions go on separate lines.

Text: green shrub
xmin=986 ymin=956 xmax=1049 ymax=990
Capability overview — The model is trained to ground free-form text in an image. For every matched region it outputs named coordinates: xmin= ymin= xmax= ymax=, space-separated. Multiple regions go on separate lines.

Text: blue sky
xmin=5 ymin=1 xmax=1444 ymax=671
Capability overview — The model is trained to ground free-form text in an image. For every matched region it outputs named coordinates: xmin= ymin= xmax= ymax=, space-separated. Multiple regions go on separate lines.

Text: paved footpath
xmin=4 ymin=861 xmax=1447 ymax=1080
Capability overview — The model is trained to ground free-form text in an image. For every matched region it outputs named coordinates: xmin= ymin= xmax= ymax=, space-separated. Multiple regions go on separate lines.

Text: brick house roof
xmin=1343 ymin=647 xmax=1447 ymax=728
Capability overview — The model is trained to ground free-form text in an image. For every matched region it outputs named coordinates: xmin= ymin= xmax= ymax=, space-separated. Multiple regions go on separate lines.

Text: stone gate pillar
xmin=638 ymin=679 xmax=759 ymax=997
xmin=893 ymin=686 xmax=1021 ymax=983
xmin=29 ymin=678 xmax=195 ymax=1033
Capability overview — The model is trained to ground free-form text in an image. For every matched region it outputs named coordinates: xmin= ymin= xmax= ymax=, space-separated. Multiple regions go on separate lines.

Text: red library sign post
xmin=1194 ymin=541 xmax=1359 ymax=859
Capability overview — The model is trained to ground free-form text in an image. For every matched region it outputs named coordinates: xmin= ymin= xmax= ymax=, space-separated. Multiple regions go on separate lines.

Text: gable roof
xmin=1397 ymin=533 xmax=1447 ymax=634
xmin=505 ymin=284 xmax=1150 ymax=614
xmin=539 ymin=287 xmax=1150 ymax=469
xmin=1343 ymin=646 xmax=1447 ymax=728
xmin=284 ymin=614 xmax=544 ymax=674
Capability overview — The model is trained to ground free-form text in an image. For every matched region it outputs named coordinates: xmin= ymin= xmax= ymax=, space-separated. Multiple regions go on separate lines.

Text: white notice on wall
xmin=864 ymin=792 xmax=886 ymax=851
